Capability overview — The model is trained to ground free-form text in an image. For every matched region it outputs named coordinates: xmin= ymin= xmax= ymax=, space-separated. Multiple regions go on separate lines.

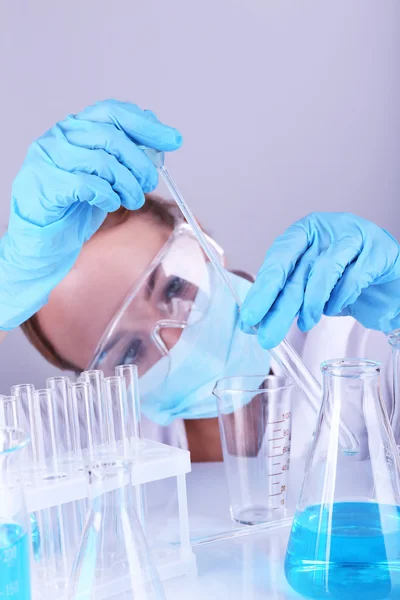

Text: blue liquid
xmin=0 ymin=524 xmax=31 ymax=600
xmin=285 ymin=502 xmax=400 ymax=599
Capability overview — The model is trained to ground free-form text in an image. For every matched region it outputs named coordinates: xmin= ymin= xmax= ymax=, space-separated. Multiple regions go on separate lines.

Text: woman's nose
xmin=159 ymin=327 xmax=183 ymax=351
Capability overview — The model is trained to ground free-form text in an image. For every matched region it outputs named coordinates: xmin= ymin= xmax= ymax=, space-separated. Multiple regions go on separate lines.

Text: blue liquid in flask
xmin=0 ymin=523 xmax=31 ymax=600
xmin=285 ymin=502 xmax=400 ymax=600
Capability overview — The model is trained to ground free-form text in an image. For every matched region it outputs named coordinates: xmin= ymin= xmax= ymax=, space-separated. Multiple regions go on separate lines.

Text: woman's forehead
xmin=38 ymin=215 xmax=171 ymax=370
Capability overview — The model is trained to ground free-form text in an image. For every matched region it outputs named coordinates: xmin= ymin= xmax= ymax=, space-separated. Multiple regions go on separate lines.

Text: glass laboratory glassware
xmin=285 ymin=359 xmax=400 ymax=600
xmin=69 ymin=380 xmax=100 ymax=462
xmin=72 ymin=373 xmax=136 ymax=461
xmin=105 ymin=371 xmax=146 ymax=531
xmin=12 ymin=383 xmax=86 ymax=592
xmin=388 ymin=330 xmax=400 ymax=447
xmin=0 ymin=427 xmax=31 ymax=600
xmin=115 ymin=364 xmax=142 ymax=440
xmin=66 ymin=461 xmax=166 ymax=600
xmin=11 ymin=384 xmax=39 ymax=466
xmin=103 ymin=375 xmax=132 ymax=454
xmin=214 ymin=375 xmax=293 ymax=525
xmin=114 ymin=366 xmax=146 ymax=531
xmin=79 ymin=370 xmax=116 ymax=453
xmin=0 ymin=396 xmax=19 ymax=429
xmin=46 ymin=376 xmax=76 ymax=459
xmin=0 ymin=396 xmax=42 ymax=566
xmin=10 ymin=385 xmax=43 ymax=568
xmin=32 ymin=388 xmax=74 ymax=473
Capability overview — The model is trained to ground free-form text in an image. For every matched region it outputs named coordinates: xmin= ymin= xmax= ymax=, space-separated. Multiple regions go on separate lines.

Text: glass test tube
xmin=107 ymin=371 xmax=146 ymax=531
xmin=79 ymin=370 xmax=115 ymax=452
xmin=0 ymin=395 xmax=19 ymax=429
xmin=46 ymin=377 xmax=74 ymax=457
xmin=47 ymin=376 xmax=85 ymax=587
xmin=25 ymin=389 xmax=61 ymax=588
xmin=11 ymin=384 xmax=47 ymax=586
xmin=69 ymin=381 xmax=98 ymax=461
xmin=32 ymin=389 xmax=63 ymax=470
xmin=11 ymin=384 xmax=38 ymax=464
xmin=103 ymin=376 xmax=128 ymax=453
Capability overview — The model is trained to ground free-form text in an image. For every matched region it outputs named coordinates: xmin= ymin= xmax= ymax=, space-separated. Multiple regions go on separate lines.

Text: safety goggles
xmin=88 ymin=222 xmax=224 ymax=386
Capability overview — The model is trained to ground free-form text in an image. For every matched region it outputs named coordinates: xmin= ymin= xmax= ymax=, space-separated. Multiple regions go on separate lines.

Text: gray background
xmin=0 ymin=0 xmax=399 ymax=392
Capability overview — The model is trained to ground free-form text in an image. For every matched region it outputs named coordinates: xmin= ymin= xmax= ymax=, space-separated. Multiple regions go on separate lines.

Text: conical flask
xmin=67 ymin=462 xmax=166 ymax=600
xmin=285 ymin=359 xmax=400 ymax=600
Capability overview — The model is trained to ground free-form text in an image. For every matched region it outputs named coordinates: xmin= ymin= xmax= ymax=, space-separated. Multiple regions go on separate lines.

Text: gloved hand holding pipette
xmin=0 ymin=99 xmax=182 ymax=331
xmin=240 ymin=212 xmax=400 ymax=349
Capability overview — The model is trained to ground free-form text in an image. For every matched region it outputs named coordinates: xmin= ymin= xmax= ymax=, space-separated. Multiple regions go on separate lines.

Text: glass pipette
xmin=140 ymin=147 xmax=358 ymax=453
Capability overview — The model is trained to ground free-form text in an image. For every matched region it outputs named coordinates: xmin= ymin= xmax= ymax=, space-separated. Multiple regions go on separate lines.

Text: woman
xmin=1 ymin=99 xmax=399 ymax=460
xmin=20 ymin=193 xmax=275 ymax=460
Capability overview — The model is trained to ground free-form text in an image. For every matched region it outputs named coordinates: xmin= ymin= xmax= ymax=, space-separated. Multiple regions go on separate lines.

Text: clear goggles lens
xmin=88 ymin=224 xmax=224 ymax=388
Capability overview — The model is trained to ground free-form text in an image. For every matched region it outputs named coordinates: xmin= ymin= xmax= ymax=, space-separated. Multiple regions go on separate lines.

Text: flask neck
xmin=294 ymin=358 xmax=400 ymax=513
xmin=87 ymin=462 xmax=131 ymax=502
xmin=320 ymin=360 xmax=387 ymax=460
xmin=321 ymin=359 xmax=382 ymax=413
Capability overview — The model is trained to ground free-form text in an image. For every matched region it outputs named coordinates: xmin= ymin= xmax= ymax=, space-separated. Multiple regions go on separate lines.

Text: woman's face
xmin=37 ymin=214 xmax=176 ymax=371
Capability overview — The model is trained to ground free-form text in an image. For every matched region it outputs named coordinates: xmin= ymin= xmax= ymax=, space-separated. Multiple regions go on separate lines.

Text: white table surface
xmin=164 ymin=522 xmax=299 ymax=599
xmin=146 ymin=462 xmax=304 ymax=599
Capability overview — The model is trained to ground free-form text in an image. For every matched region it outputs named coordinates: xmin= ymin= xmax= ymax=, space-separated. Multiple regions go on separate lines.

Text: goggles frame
xmin=87 ymin=221 xmax=225 ymax=374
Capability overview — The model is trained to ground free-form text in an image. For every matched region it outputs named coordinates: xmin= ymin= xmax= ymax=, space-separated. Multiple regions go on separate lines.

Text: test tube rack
xmin=1 ymin=368 xmax=196 ymax=598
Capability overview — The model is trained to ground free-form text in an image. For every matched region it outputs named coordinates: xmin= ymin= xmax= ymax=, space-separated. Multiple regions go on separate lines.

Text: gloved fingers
xmin=42 ymin=138 xmax=146 ymax=211
xmin=297 ymin=240 xmax=360 ymax=331
xmin=10 ymin=162 xmax=122 ymax=223
xmin=58 ymin=120 xmax=158 ymax=193
xmin=69 ymin=171 xmax=124 ymax=213
xmin=54 ymin=202 xmax=108 ymax=246
xmin=7 ymin=199 xmax=108 ymax=263
xmin=241 ymin=224 xmax=309 ymax=329
xmin=324 ymin=252 xmax=376 ymax=316
xmin=75 ymin=100 xmax=183 ymax=151
xmin=256 ymin=244 xmax=319 ymax=349
xmin=77 ymin=151 xmax=145 ymax=210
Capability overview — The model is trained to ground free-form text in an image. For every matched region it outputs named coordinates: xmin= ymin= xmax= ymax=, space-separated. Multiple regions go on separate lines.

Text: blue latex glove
xmin=240 ymin=212 xmax=400 ymax=349
xmin=0 ymin=99 xmax=182 ymax=330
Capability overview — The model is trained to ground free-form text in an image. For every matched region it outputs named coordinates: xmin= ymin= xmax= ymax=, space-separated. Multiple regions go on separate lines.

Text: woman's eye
xmin=163 ymin=276 xmax=186 ymax=301
xmin=120 ymin=338 xmax=143 ymax=366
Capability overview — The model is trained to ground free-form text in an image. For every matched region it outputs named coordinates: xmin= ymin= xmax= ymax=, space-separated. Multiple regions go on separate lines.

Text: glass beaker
xmin=285 ymin=359 xmax=400 ymax=600
xmin=0 ymin=427 xmax=31 ymax=600
xmin=67 ymin=461 xmax=166 ymax=600
xmin=213 ymin=375 xmax=293 ymax=525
